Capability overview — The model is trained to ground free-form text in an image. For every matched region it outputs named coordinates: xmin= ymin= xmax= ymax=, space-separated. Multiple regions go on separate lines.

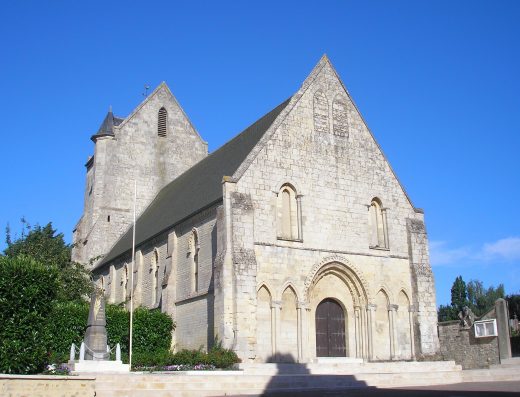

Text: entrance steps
xmin=93 ymin=361 xmax=465 ymax=397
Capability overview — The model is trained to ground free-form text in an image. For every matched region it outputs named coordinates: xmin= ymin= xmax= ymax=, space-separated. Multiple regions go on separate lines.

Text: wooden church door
xmin=315 ymin=299 xmax=346 ymax=357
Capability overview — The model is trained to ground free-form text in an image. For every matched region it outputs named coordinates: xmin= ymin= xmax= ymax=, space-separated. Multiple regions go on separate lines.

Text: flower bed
xmin=42 ymin=363 xmax=70 ymax=375
xmin=134 ymin=363 xmax=217 ymax=372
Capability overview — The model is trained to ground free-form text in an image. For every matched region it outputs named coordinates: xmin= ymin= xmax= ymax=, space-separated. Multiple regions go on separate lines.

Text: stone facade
xmin=85 ymin=56 xmax=440 ymax=362
xmin=72 ymin=83 xmax=207 ymax=267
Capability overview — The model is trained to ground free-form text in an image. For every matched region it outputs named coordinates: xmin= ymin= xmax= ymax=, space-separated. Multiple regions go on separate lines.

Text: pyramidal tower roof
xmin=91 ymin=106 xmax=124 ymax=142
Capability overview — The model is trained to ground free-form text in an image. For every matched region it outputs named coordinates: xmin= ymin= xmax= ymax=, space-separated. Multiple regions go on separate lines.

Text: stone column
xmin=296 ymin=195 xmax=303 ymax=241
xmin=367 ymin=304 xmax=377 ymax=361
xmin=272 ymin=300 xmax=282 ymax=360
xmin=270 ymin=303 xmax=277 ymax=358
xmin=381 ymin=208 xmax=390 ymax=248
xmin=361 ymin=305 xmax=368 ymax=359
xmin=297 ymin=301 xmax=308 ymax=362
xmin=354 ymin=305 xmax=361 ymax=358
xmin=388 ymin=304 xmax=398 ymax=360
xmin=409 ymin=305 xmax=416 ymax=360
xmin=296 ymin=303 xmax=303 ymax=362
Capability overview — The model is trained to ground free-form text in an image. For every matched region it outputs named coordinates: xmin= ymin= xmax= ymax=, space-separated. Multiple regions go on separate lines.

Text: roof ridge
xmin=96 ymin=97 xmax=291 ymax=268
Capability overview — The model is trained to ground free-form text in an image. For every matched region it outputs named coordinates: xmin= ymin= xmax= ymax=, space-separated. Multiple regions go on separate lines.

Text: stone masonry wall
xmin=229 ymin=58 xmax=434 ymax=361
xmin=94 ymin=204 xmax=218 ymax=352
xmin=438 ymin=321 xmax=499 ymax=369
xmin=73 ymin=83 xmax=208 ymax=266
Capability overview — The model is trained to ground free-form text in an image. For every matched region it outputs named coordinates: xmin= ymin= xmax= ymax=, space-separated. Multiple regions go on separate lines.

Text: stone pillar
xmin=296 ymin=305 xmax=303 ymax=362
xmin=388 ymin=304 xmax=398 ymax=360
xmin=381 ymin=208 xmax=389 ymax=248
xmin=495 ymin=298 xmax=512 ymax=361
xmin=296 ymin=195 xmax=303 ymax=240
xmin=367 ymin=304 xmax=377 ymax=361
xmin=354 ymin=305 xmax=361 ymax=358
xmin=409 ymin=305 xmax=416 ymax=360
xmin=270 ymin=304 xmax=277 ymax=358
xmin=361 ymin=305 xmax=369 ymax=359
xmin=272 ymin=300 xmax=282 ymax=360
xmin=406 ymin=217 xmax=440 ymax=357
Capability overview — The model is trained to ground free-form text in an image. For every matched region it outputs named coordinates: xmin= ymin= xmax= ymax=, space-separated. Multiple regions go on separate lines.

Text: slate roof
xmin=97 ymin=97 xmax=291 ymax=268
xmin=91 ymin=109 xmax=124 ymax=142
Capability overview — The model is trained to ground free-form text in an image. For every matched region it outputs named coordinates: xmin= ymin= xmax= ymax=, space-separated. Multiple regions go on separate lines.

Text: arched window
xmin=277 ymin=184 xmax=301 ymax=241
xmin=158 ymin=107 xmax=167 ymax=137
xmin=188 ymin=229 xmax=200 ymax=293
xmin=313 ymin=90 xmax=329 ymax=133
xmin=151 ymin=249 xmax=159 ymax=305
xmin=369 ymin=198 xmax=389 ymax=249
xmin=332 ymin=95 xmax=349 ymax=137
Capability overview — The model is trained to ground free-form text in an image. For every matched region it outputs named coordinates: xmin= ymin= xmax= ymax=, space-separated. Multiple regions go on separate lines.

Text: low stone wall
xmin=438 ymin=321 xmax=499 ymax=369
xmin=0 ymin=374 xmax=95 ymax=397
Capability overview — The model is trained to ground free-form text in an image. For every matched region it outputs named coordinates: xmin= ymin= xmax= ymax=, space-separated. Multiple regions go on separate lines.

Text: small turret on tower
xmin=90 ymin=106 xmax=124 ymax=142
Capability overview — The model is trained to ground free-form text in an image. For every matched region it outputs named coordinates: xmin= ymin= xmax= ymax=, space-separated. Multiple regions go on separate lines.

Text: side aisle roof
xmin=97 ymin=97 xmax=291 ymax=268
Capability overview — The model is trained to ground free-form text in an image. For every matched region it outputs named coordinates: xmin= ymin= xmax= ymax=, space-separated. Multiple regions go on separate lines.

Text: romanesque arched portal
xmin=304 ymin=256 xmax=371 ymax=361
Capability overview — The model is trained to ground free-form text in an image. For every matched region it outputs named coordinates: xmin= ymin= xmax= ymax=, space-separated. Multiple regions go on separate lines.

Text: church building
xmin=72 ymin=56 xmax=440 ymax=363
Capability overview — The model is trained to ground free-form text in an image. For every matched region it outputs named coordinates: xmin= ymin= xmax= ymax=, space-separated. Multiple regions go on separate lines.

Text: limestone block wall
xmin=0 ymin=375 xmax=95 ymax=397
xmin=94 ymin=205 xmax=218 ymax=352
xmin=73 ymin=84 xmax=208 ymax=266
xmin=228 ymin=59 xmax=429 ymax=361
xmin=438 ymin=321 xmax=499 ymax=369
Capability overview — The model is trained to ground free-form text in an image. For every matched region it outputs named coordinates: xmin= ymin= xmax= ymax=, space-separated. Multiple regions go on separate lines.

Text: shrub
xmin=133 ymin=307 xmax=174 ymax=353
xmin=130 ymin=346 xmax=240 ymax=370
xmin=0 ymin=255 xmax=59 ymax=374
xmin=207 ymin=345 xmax=240 ymax=368
xmin=45 ymin=301 xmax=89 ymax=363
xmin=43 ymin=301 xmax=174 ymax=364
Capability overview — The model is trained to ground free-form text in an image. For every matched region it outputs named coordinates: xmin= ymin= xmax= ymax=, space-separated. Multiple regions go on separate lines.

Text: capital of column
xmin=297 ymin=301 xmax=309 ymax=310
xmin=367 ymin=303 xmax=377 ymax=312
xmin=409 ymin=304 xmax=417 ymax=313
xmin=271 ymin=300 xmax=282 ymax=309
xmin=388 ymin=304 xmax=399 ymax=312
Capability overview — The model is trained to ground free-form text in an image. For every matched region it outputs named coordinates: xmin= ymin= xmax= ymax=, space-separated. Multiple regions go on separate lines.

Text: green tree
xmin=506 ymin=293 xmax=520 ymax=319
xmin=451 ymin=275 xmax=468 ymax=311
xmin=0 ymin=255 xmax=59 ymax=374
xmin=438 ymin=275 xmax=468 ymax=322
xmin=467 ymin=279 xmax=505 ymax=316
xmin=3 ymin=220 xmax=92 ymax=301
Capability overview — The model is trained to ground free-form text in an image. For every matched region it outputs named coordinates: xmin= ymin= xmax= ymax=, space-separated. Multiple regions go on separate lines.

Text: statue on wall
xmin=458 ymin=306 xmax=475 ymax=329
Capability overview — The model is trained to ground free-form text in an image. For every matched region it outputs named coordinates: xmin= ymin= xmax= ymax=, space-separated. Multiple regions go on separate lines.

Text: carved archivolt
xmin=303 ymin=255 xmax=371 ymax=304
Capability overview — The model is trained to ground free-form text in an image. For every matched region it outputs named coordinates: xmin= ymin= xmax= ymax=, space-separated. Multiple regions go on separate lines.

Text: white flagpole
xmin=129 ymin=180 xmax=137 ymax=369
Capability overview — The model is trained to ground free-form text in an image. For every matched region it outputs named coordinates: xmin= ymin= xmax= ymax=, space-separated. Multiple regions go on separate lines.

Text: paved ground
xmin=227 ymin=381 xmax=520 ymax=397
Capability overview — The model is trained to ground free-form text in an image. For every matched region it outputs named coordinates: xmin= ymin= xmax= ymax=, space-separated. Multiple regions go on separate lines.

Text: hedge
xmin=0 ymin=255 xmax=59 ymax=374
xmin=46 ymin=302 xmax=174 ymax=363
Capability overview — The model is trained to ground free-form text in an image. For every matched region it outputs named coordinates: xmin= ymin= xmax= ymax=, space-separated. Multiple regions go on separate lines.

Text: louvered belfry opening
xmin=158 ymin=107 xmax=167 ymax=137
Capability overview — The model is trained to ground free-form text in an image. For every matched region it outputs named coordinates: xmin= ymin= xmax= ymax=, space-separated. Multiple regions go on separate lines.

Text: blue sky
xmin=1 ymin=1 xmax=519 ymax=306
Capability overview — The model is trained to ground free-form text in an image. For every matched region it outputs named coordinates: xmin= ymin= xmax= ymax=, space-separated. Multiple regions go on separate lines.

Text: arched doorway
xmin=315 ymin=298 xmax=346 ymax=357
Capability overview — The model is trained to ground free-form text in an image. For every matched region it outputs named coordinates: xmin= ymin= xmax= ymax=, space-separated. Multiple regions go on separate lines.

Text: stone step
xmin=93 ymin=370 xmax=464 ymax=397
xmin=462 ymin=368 xmax=520 ymax=383
xmin=238 ymin=361 xmax=461 ymax=375
xmin=490 ymin=357 xmax=520 ymax=369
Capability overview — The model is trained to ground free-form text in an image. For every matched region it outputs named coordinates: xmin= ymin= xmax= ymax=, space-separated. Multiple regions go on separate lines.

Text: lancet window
xmin=277 ymin=184 xmax=302 ymax=241
xmin=158 ymin=107 xmax=167 ymax=137
xmin=369 ymin=198 xmax=389 ymax=249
